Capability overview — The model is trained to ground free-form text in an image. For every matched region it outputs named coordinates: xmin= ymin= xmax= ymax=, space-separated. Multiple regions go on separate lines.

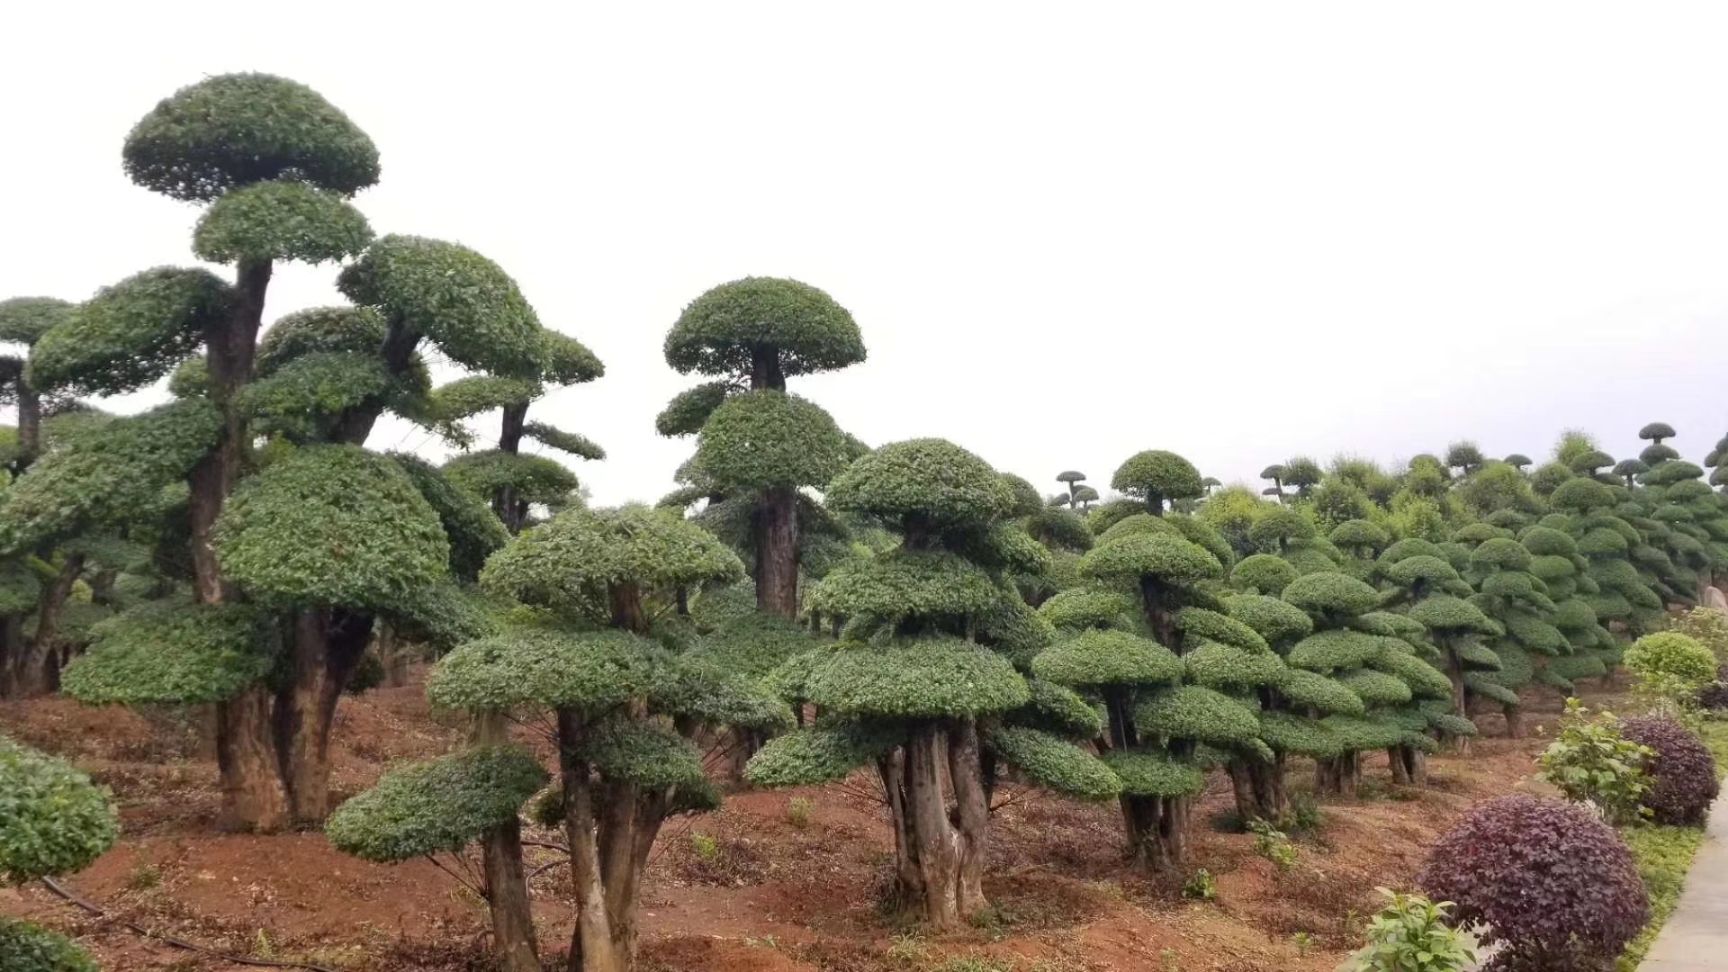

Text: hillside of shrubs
xmin=4 ymin=73 xmax=1728 ymax=972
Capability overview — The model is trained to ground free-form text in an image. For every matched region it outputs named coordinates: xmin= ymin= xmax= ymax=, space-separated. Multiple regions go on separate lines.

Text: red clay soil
xmin=0 ymin=675 xmax=1608 ymax=972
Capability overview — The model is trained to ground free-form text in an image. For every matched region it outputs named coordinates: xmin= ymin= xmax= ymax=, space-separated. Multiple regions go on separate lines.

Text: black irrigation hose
xmin=39 ymin=876 xmax=342 ymax=972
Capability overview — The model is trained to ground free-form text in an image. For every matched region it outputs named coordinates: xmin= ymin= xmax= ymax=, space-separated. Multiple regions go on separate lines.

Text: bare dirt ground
xmin=0 ymin=676 xmax=1605 ymax=972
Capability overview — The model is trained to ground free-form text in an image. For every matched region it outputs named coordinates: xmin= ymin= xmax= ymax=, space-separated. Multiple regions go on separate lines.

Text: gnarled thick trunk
xmin=7 ymin=552 xmax=87 ymax=697
xmin=876 ymin=725 xmax=989 ymax=928
xmin=1227 ymin=754 xmax=1288 ymax=824
xmin=216 ymin=684 xmax=288 ymax=832
xmin=473 ymin=711 xmax=540 ymax=972
xmin=274 ymin=608 xmax=372 ymax=824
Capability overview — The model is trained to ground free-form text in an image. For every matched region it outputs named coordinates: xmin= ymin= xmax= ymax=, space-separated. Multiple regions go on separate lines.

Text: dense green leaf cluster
xmin=256 ymin=306 xmax=388 ymax=373
xmin=215 ymin=445 xmax=449 ymax=609
xmin=0 ymin=297 xmax=73 ymax=346
xmin=696 ymin=390 xmax=848 ymax=490
xmin=325 ymin=747 xmax=546 ymax=862
xmin=387 ymin=453 xmax=509 ymax=581
xmin=656 ymin=381 xmax=734 ymax=437
xmin=826 ymin=438 xmax=1012 ymax=526
xmin=0 ymin=737 xmax=117 ymax=884
xmin=1111 ymin=450 xmax=1204 ymax=509
xmin=0 ymin=918 xmax=98 ymax=972
xmin=807 ymin=550 xmax=1003 ymax=622
xmin=429 ymin=375 xmax=541 ymax=419
xmin=805 ymin=637 xmax=1030 ymax=718
xmin=442 ymin=450 xmax=579 ymax=508
xmin=666 ymin=277 xmax=865 ymax=378
xmin=429 ymin=628 xmax=664 ymax=712
xmin=238 ymin=351 xmax=393 ymax=440
xmin=987 ymin=726 xmax=1119 ymax=800
xmin=192 ymin=179 xmax=373 ymax=265
xmin=30 ymin=268 xmax=231 ymax=396
xmin=745 ymin=724 xmax=900 ymax=788
xmin=62 ymin=600 xmax=275 ymax=704
xmin=524 ymin=422 xmax=605 ymax=460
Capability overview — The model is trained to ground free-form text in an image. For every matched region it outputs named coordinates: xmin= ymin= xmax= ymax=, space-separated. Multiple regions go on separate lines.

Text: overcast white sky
xmin=5 ymin=2 xmax=1728 ymax=504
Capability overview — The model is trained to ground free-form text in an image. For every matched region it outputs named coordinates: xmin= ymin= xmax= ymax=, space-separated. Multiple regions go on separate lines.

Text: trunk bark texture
xmin=8 ymin=553 xmax=87 ymax=697
xmin=473 ymin=711 xmax=540 ymax=972
xmin=274 ymin=608 xmax=372 ymax=824
xmin=755 ymin=486 xmax=800 ymax=618
xmin=216 ymin=684 xmax=288 ymax=832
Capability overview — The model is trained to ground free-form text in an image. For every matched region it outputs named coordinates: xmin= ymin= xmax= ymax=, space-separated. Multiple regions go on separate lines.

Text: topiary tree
xmin=1504 ymin=453 xmax=1534 ymax=471
xmin=333 ymin=505 xmax=760 ymax=972
xmin=1640 ymin=421 xmax=1677 ymax=445
xmin=1417 ymin=795 xmax=1647 ymax=971
xmin=1378 ymin=546 xmax=1500 ymax=723
xmin=1458 ymin=536 xmax=1566 ymax=737
xmin=661 ymin=278 xmax=864 ymax=618
xmin=1111 ymin=450 xmax=1204 ymax=516
xmin=1549 ymin=474 xmax=1663 ymax=640
xmin=1281 ymin=456 xmax=1324 ymax=498
xmin=1621 ymin=715 xmax=1718 ymax=825
xmin=1443 ymin=440 xmax=1486 ymax=477
xmin=0 ymin=735 xmax=118 ymax=971
xmin=1055 ymin=470 xmax=1088 ymax=509
xmin=1260 ymin=463 xmax=1288 ymax=502
xmin=749 ymin=439 xmax=1114 ymax=924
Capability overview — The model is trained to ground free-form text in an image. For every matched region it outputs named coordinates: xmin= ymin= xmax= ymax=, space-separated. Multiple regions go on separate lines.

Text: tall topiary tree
xmin=1459 ymin=536 xmax=1566 ymax=737
xmin=1378 ymin=545 xmax=1500 ymax=721
xmin=1054 ymin=470 xmax=1089 ymax=509
xmin=749 ymin=440 xmax=1115 ymax=924
xmin=1111 ymin=450 xmax=1204 ymax=516
xmin=1282 ymin=456 xmax=1324 ymax=498
xmin=1444 ymin=440 xmax=1486 ymax=477
xmin=661 ymin=278 xmax=864 ymax=618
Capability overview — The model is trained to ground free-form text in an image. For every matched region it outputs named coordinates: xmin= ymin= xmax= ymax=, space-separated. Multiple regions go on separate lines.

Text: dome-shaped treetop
xmin=1111 ymin=450 xmax=1203 ymax=510
xmin=1033 ymin=629 xmax=1184 ymax=688
xmin=192 ymin=179 xmax=373 ymax=266
xmin=1224 ymin=593 xmax=1315 ymax=645
xmin=1260 ymin=464 xmax=1287 ymax=481
xmin=1504 ymin=453 xmax=1533 ymax=469
xmin=1001 ymin=474 xmax=1044 ymax=518
xmin=805 ymin=637 xmax=1028 ymax=719
xmin=123 ymin=73 xmax=380 ymax=202
xmin=429 ymin=628 xmax=667 ymax=712
xmin=325 ymin=746 xmax=547 ymax=864
xmin=807 ymin=550 xmax=1002 ymax=624
xmin=1549 ymin=476 xmax=1613 ymax=511
xmin=1640 ymin=421 xmax=1677 ymax=443
xmin=1057 ymin=470 xmax=1087 ymax=484
xmin=1407 ymin=595 xmax=1497 ymax=636
xmin=1472 ymin=537 xmax=1533 ymax=572
xmin=1282 ymin=571 xmax=1379 ymax=621
xmin=214 ymin=445 xmax=449 ymax=609
xmin=1642 ymin=443 xmax=1680 ymax=466
xmin=257 ymin=306 xmax=388 ymax=373
xmin=696 ymin=390 xmax=849 ymax=491
xmin=1248 ymin=507 xmax=1316 ymax=549
xmin=665 ymin=277 xmax=865 ymax=381
xmin=1330 ymin=519 xmax=1389 ymax=551
xmin=29 ymin=267 xmax=232 ymax=396
xmin=1230 ymin=553 xmax=1299 ymax=595
xmin=0 ymin=297 xmax=72 ymax=347
xmin=1081 ymin=531 xmax=1222 ymax=586
xmin=480 ymin=505 xmax=744 ymax=612
xmin=656 ymin=381 xmax=733 ymax=438
xmin=825 ymin=438 xmax=1012 ymax=528
xmin=1569 ymin=449 xmax=1616 ymax=474
xmin=1445 ymin=441 xmax=1486 ymax=469
xmin=1613 ymin=458 xmax=1650 ymax=480
xmin=63 ymin=600 xmax=276 ymax=706
xmin=1037 ymin=589 xmax=1136 ymax=631
xmin=539 ymin=330 xmax=604 ymax=386
xmin=338 ymin=235 xmax=544 ymax=377
xmin=1644 ymin=461 xmax=1705 ymax=487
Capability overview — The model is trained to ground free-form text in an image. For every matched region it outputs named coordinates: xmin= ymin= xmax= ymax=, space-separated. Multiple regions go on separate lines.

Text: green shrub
xmin=1248 ymin=818 xmax=1298 ymax=870
xmin=1347 ymin=888 xmax=1475 ymax=972
xmin=786 ymin=797 xmax=813 ymax=830
xmin=1669 ymin=608 xmax=1728 ymax=662
xmin=1626 ymin=631 xmax=1718 ymax=714
xmin=1536 ymin=699 xmax=1652 ymax=825
xmin=1182 ymin=867 xmax=1217 ymax=901
xmin=0 ymin=918 xmax=98 ymax=972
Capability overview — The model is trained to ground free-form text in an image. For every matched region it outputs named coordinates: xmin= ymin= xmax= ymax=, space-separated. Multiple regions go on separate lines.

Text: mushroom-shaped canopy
xmin=806 ymin=637 xmax=1028 ymax=719
xmin=30 ymin=268 xmax=232 ymax=396
xmin=696 ymin=390 xmax=849 ymax=491
xmin=1275 ymin=668 xmax=1364 ymax=715
xmin=665 ymin=277 xmax=864 ymax=379
xmin=1098 ymin=512 xmax=1177 ymax=544
xmin=1529 ymin=462 xmax=1575 ymax=496
xmin=326 ymin=746 xmax=547 ymax=863
xmin=985 ymin=725 xmax=1121 ymax=801
xmin=1384 ymin=554 xmax=1461 ymax=589
xmin=807 ymin=550 xmax=1002 ymax=623
xmin=192 ymin=179 xmax=372 ymax=266
xmin=1549 ymin=477 xmax=1613 ymax=511
xmin=1282 ymin=457 xmax=1324 ymax=487
xmin=0 ymin=737 xmax=117 ymax=884
xmin=1640 ymin=421 xmax=1677 ymax=442
xmin=442 ymin=450 xmax=579 ymax=507
xmin=1037 ymin=589 xmax=1135 ymax=631
xmin=430 ymin=628 xmax=667 ymax=711
xmin=1082 ymin=531 xmax=1222 ymax=586
xmin=430 ymin=375 xmax=541 ymax=420
xmin=656 ymin=381 xmax=734 ymax=437
xmin=1185 ymin=641 xmax=1285 ymax=690
xmin=485 ymin=505 xmax=743 ymax=611
xmin=1033 ymin=629 xmax=1183 ymax=688
xmin=539 ymin=330 xmax=604 ymax=386
xmin=1454 ymin=522 xmax=1513 ymax=545
xmin=257 ymin=306 xmax=388 ymax=374
xmin=1000 ymin=474 xmax=1044 ymax=518
xmin=1569 ymin=449 xmax=1616 ymax=474
xmin=1613 ymin=459 xmax=1650 ymax=480
xmin=1472 ymin=537 xmax=1534 ymax=572
xmin=826 ymin=438 xmax=1012 ymax=527
xmin=1136 ymin=685 xmax=1261 ymax=746
xmin=1057 ymin=470 xmax=1087 ymax=485
xmin=1225 ymin=593 xmax=1315 ymax=645
xmin=1248 ymin=507 xmax=1317 ymax=548
xmin=1503 ymin=453 xmax=1533 ymax=469
xmin=1282 ymin=571 xmax=1379 ymax=620
xmin=1230 ymin=553 xmax=1299 ymax=596
xmin=1287 ymin=629 xmax=1387 ymax=672
xmin=1644 ymin=461 xmax=1706 ymax=487
xmin=1111 ymin=450 xmax=1203 ymax=507
xmin=215 ymin=445 xmax=449 ymax=610
xmin=1330 ymin=518 xmax=1390 ymax=550
xmin=1445 ymin=441 xmax=1486 ymax=469
xmin=0 ymin=297 xmax=73 ymax=347
xmin=339 ymin=235 xmax=544 ymax=377
xmin=1379 ymin=537 xmax=1445 ymax=564
xmin=1407 ymin=595 xmax=1497 ymax=636
xmin=1260 ymin=464 xmax=1287 ymax=481
xmin=1101 ymin=749 xmax=1206 ymax=797
xmin=1640 ymin=443 xmax=1680 ymax=466
xmin=1176 ymin=606 xmax=1270 ymax=654
xmin=1072 ymin=484 xmax=1100 ymax=502
xmin=123 ymin=73 xmax=380 ymax=202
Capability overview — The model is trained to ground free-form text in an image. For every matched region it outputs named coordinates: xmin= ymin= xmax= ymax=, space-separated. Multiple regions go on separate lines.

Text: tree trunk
xmin=558 ymin=710 xmax=626 ymax=972
xmin=14 ymin=380 xmax=40 ymax=474
xmin=1388 ymin=747 xmax=1410 ymax=784
xmin=749 ymin=347 xmax=786 ymax=392
xmin=0 ymin=615 xmax=24 ymax=698
xmin=1504 ymin=704 xmax=1524 ymax=739
xmin=493 ymin=402 xmax=531 ymax=533
xmin=10 ymin=553 xmax=87 ymax=697
xmin=946 ymin=721 xmax=990 ymax=918
xmin=472 ymin=712 xmax=540 ymax=972
xmin=904 ymin=729 xmax=961 ymax=928
xmin=755 ymin=486 xmax=800 ymax=618
xmin=216 ymin=684 xmax=288 ymax=832
xmin=377 ymin=622 xmax=410 ymax=688
xmin=274 ymin=608 xmax=371 ymax=824
xmin=1228 ymin=756 xmax=1287 ymax=824
xmin=879 ymin=751 xmax=923 ymax=911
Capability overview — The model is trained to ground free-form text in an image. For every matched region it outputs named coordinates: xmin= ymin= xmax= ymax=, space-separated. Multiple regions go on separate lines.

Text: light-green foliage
xmin=62 ymin=601 xmax=275 ymax=704
xmin=656 ymin=381 xmax=734 ymax=437
xmin=238 ymin=351 xmax=393 ymax=440
xmin=1668 ymin=608 xmax=1728 ymax=663
xmin=1626 ymin=631 xmax=1719 ymax=706
xmin=1111 ymin=450 xmax=1204 ymax=510
xmin=324 ymin=747 xmax=547 ymax=862
xmin=0 ymin=297 xmax=73 ymax=347
xmin=428 ymin=629 xmax=665 ymax=712
xmin=1032 ymin=629 xmax=1184 ymax=687
xmin=665 ymin=277 xmax=865 ymax=378
xmin=524 ymin=422 xmax=604 ymax=460
xmin=1538 ymin=699 xmax=1653 ymax=825
xmin=1347 ymin=888 xmax=1476 ymax=972
xmin=0 ymin=737 xmax=118 ymax=884
xmin=0 ymin=918 xmax=99 ymax=972
xmin=122 ymin=73 xmax=380 ymax=201
xmin=429 ymin=375 xmax=540 ymax=419
xmin=825 ymin=438 xmax=1012 ymax=526
xmin=387 ymin=452 xmax=509 ymax=582
xmin=29 ymin=267 xmax=230 ymax=396
xmin=696 ymin=390 xmax=848 ymax=490
xmin=192 ymin=179 xmax=373 ymax=265
xmin=745 ymin=724 xmax=901 ymax=788
xmin=805 ymin=637 xmax=1030 ymax=718
xmin=215 ymin=445 xmax=449 ymax=609
xmin=984 ymin=726 xmax=1120 ymax=800
xmin=442 ymin=450 xmax=579 ymax=507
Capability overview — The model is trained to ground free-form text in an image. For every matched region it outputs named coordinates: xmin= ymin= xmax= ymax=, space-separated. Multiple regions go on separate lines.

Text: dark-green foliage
xmin=0 ymin=737 xmax=117 ymax=884
xmin=29 ymin=268 xmax=231 ymax=396
xmin=325 ymin=746 xmax=547 ymax=862
xmin=62 ymin=601 xmax=276 ymax=705
xmin=192 ymin=179 xmax=373 ymax=265
xmin=665 ymin=277 xmax=865 ymax=378
xmin=696 ymin=390 xmax=848 ymax=490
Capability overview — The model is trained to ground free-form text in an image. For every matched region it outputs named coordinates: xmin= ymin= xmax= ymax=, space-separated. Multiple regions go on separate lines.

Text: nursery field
xmin=0 ymin=682 xmax=1592 ymax=972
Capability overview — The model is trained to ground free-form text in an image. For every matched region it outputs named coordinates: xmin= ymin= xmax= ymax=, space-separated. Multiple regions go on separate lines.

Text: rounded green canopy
xmin=123 ymin=73 xmax=380 ymax=202
xmin=0 ymin=736 xmax=118 ymax=884
xmin=665 ymin=277 xmax=865 ymax=379
xmin=825 ymin=438 xmax=1012 ymax=527
xmin=192 ymin=179 xmax=373 ymax=266
xmin=696 ymin=390 xmax=849 ymax=490
xmin=1111 ymin=450 xmax=1204 ymax=507
xmin=0 ymin=297 xmax=73 ymax=347
xmin=30 ymin=267 xmax=231 ymax=397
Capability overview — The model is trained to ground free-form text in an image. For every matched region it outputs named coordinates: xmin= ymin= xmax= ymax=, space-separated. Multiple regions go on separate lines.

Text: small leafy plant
xmin=1536 ymin=698 xmax=1652 ymax=824
xmin=1181 ymin=867 xmax=1217 ymax=901
xmin=690 ymin=832 xmax=721 ymax=864
xmin=786 ymin=796 xmax=813 ymax=829
xmin=1248 ymin=818 xmax=1298 ymax=871
xmin=1347 ymin=888 xmax=1475 ymax=972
